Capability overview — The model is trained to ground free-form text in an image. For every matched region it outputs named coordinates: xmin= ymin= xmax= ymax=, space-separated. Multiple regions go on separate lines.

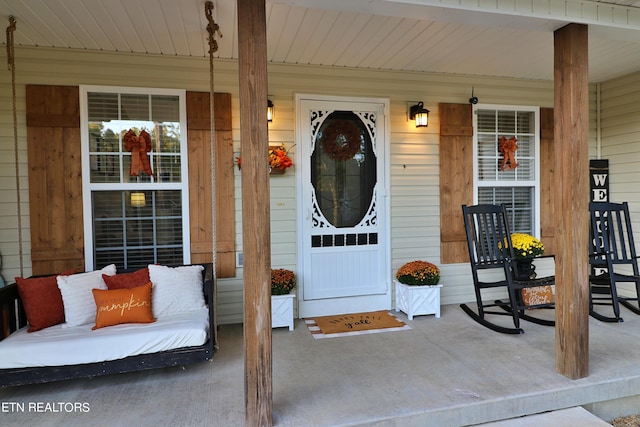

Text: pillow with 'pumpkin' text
xmin=92 ymin=282 xmax=155 ymax=330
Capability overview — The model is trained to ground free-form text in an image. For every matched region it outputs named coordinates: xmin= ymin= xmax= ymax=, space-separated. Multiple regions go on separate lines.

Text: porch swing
xmin=0 ymin=6 xmax=225 ymax=387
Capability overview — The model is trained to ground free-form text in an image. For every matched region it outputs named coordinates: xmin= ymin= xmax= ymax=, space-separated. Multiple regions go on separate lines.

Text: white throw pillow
xmin=57 ymin=264 xmax=116 ymax=328
xmin=148 ymin=264 xmax=205 ymax=318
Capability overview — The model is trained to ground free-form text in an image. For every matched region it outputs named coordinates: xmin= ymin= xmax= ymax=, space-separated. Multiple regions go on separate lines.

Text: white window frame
xmin=80 ymin=85 xmax=191 ymax=271
xmin=472 ymin=104 xmax=541 ymax=237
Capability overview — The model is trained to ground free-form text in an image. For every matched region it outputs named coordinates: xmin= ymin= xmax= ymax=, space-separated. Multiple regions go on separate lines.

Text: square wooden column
xmin=237 ymin=0 xmax=273 ymax=425
xmin=554 ymin=23 xmax=590 ymax=379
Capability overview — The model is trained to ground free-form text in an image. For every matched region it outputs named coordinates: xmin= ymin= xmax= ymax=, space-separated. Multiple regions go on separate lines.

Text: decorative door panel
xmin=297 ymin=96 xmax=390 ymax=317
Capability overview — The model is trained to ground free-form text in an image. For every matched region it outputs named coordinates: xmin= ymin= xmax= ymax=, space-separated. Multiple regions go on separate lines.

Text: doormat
xmin=305 ymin=310 xmax=411 ymax=339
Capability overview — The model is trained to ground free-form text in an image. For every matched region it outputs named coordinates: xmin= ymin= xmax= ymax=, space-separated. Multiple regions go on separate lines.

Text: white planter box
xmin=271 ymin=293 xmax=295 ymax=330
xmin=395 ymin=281 xmax=442 ymax=320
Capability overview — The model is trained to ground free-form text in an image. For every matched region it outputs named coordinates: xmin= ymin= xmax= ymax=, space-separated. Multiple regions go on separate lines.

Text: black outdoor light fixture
xmin=469 ymin=87 xmax=479 ymax=104
xmin=409 ymin=102 xmax=429 ymax=128
xmin=267 ymin=99 xmax=274 ymax=122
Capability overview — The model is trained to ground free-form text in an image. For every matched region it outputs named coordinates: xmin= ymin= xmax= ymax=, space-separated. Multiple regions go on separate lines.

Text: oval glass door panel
xmin=311 ymin=111 xmax=376 ymax=228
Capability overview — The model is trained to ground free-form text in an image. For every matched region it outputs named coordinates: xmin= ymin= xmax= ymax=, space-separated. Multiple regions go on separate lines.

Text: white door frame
xmin=295 ymin=93 xmax=391 ymax=318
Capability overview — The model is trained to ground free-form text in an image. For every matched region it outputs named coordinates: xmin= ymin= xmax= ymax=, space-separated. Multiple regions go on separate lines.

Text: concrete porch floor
xmin=1 ymin=303 xmax=640 ymax=427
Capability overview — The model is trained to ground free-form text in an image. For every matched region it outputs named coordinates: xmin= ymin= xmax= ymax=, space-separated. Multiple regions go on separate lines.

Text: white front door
xmin=296 ymin=95 xmax=390 ymax=318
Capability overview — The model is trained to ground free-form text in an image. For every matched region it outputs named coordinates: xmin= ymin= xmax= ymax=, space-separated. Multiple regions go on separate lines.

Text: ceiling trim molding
xmin=272 ymin=0 xmax=640 ymax=31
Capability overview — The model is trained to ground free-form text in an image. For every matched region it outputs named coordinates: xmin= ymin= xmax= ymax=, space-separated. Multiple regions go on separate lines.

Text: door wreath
xmin=320 ymin=119 xmax=361 ymax=161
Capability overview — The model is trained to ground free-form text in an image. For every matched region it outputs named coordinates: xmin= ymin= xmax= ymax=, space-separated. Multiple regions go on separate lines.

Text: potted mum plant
xmin=509 ymin=233 xmax=544 ymax=280
xmin=394 ymin=260 xmax=442 ymax=320
xmin=271 ymin=268 xmax=296 ymax=330
xmin=271 ymin=268 xmax=296 ymax=295
xmin=508 ymin=233 xmax=553 ymax=306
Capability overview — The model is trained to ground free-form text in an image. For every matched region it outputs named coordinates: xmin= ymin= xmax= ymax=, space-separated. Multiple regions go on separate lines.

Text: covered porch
xmin=2 ymin=0 xmax=640 ymax=425
xmin=1 ymin=304 xmax=638 ymax=426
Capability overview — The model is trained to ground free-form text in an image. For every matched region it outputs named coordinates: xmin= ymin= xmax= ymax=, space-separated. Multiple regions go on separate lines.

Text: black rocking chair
xmin=589 ymin=201 xmax=640 ymax=322
xmin=460 ymin=204 xmax=555 ymax=334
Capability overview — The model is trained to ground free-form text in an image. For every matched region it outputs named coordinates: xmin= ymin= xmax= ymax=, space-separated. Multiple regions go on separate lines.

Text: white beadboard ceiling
xmin=1 ymin=0 xmax=640 ymax=82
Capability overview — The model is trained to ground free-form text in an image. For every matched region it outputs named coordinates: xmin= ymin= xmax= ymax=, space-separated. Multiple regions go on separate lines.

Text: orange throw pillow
xmin=16 ymin=270 xmax=76 ymax=332
xmin=92 ymin=282 xmax=155 ymax=330
xmin=102 ymin=267 xmax=150 ymax=290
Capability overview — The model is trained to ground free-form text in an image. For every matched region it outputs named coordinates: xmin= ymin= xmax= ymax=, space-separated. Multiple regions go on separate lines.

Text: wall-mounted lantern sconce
xmin=131 ymin=192 xmax=146 ymax=207
xmin=267 ymin=99 xmax=274 ymax=123
xmin=409 ymin=102 xmax=429 ymax=128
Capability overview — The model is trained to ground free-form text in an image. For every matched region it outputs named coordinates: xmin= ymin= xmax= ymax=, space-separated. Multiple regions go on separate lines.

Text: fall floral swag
xmin=124 ymin=129 xmax=154 ymax=177
xmin=236 ymin=145 xmax=293 ymax=173
xmin=268 ymin=146 xmax=293 ymax=171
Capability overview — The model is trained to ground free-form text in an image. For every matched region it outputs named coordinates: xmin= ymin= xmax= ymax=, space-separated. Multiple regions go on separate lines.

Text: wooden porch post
xmin=553 ymin=23 xmax=590 ymax=379
xmin=237 ymin=0 xmax=273 ymax=425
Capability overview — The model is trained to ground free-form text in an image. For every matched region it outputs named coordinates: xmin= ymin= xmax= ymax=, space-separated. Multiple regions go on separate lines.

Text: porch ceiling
xmin=2 ymin=0 xmax=640 ymax=82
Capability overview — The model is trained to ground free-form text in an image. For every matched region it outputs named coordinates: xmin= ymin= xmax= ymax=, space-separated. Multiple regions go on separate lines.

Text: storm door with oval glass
xmin=297 ymin=96 xmax=390 ymax=318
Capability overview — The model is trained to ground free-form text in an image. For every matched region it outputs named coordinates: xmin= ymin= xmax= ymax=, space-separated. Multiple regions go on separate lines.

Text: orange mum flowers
xmin=395 ymin=260 xmax=440 ymax=286
xmin=271 ymin=269 xmax=296 ymax=295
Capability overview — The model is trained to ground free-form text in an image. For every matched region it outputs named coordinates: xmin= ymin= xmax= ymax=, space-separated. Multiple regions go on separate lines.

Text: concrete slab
xmin=1 ymin=304 xmax=640 ymax=426
xmin=476 ymin=407 xmax=611 ymax=426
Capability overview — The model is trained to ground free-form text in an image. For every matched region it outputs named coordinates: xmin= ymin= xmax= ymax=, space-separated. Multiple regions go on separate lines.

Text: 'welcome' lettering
xmin=592 ymin=174 xmax=607 ymax=186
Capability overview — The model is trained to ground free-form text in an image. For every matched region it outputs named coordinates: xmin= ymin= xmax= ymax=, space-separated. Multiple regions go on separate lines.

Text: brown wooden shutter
xmin=438 ymin=104 xmax=555 ymax=263
xmin=26 ymin=85 xmax=84 ymax=275
xmin=439 ymin=103 xmax=474 ymax=264
xmin=187 ymin=92 xmax=236 ymax=278
xmin=539 ymin=107 xmax=556 ymax=255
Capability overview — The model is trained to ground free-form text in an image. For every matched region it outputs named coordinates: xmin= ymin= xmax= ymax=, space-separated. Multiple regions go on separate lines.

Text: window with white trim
xmin=473 ymin=105 xmax=540 ymax=236
xmin=80 ymin=86 xmax=190 ymax=271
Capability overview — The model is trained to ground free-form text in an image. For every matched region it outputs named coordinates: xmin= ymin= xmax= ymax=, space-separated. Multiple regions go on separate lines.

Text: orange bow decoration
xmin=123 ymin=129 xmax=154 ymax=177
xmin=498 ymin=136 xmax=519 ymax=171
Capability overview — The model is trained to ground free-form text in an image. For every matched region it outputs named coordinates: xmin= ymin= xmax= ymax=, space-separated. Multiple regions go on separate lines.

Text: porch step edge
xmin=473 ymin=406 xmax=611 ymax=426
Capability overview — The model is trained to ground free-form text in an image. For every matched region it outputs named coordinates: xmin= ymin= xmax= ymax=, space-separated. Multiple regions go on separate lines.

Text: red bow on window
xmin=123 ymin=129 xmax=154 ymax=177
xmin=498 ymin=136 xmax=519 ymax=171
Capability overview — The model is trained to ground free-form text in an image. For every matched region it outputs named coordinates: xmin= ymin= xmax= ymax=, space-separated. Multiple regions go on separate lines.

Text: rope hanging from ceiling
xmin=6 ymin=16 xmax=23 ymax=278
xmin=204 ymin=1 xmax=222 ymax=349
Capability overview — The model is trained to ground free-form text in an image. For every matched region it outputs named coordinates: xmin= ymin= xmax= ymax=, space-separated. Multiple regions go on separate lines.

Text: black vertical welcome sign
xmin=590 ymin=159 xmax=609 ymax=276
xmin=590 ymin=159 xmax=609 ymax=202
